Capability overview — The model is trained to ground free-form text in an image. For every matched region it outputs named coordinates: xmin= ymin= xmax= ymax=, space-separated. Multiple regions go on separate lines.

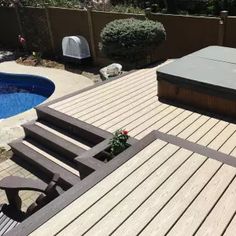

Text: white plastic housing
xmin=62 ymin=36 xmax=91 ymax=59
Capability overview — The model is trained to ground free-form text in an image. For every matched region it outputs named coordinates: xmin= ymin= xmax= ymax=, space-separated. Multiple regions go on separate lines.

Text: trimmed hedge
xmin=100 ymin=18 xmax=166 ymax=63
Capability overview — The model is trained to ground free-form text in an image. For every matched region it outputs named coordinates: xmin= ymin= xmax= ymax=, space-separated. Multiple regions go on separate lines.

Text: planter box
xmin=74 ymin=138 xmax=135 ymax=179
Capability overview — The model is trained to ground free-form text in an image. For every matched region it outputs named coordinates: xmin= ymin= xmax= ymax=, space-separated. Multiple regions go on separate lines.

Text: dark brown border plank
xmin=154 ymin=130 xmax=236 ymax=168
xmin=6 ymin=131 xmax=157 ymax=236
xmin=36 ymin=106 xmax=113 ymax=143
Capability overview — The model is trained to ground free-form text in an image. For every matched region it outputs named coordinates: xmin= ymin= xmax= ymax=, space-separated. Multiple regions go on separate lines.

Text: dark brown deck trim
xmin=23 ymin=123 xmax=85 ymax=158
xmin=7 ymin=129 xmax=236 ymax=235
xmin=74 ymin=137 xmax=135 ymax=179
xmin=154 ymin=130 xmax=236 ymax=168
xmin=37 ymin=106 xmax=113 ymax=143
xmin=9 ymin=141 xmax=79 ymax=188
xmin=7 ymin=131 xmax=156 ymax=236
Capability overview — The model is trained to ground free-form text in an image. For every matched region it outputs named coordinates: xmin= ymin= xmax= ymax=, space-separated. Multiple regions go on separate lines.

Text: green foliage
xmin=110 ymin=4 xmax=144 ymax=14
xmin=109 ymin=129 xmax=130 ymax=157
xmin=100 ymin=18 xmax=166 ymax=63
xmin=0 ymin=0 xmax=81 ymax=8
xmin=32 ymin=51 xmax=42 ymax=64
xmin=2 ymin=0 xmax=236 ymax=16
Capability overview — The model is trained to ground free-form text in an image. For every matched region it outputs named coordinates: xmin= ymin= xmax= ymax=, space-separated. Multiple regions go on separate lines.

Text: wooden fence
xmin=0 ymin=7 xmax=234 ymax=65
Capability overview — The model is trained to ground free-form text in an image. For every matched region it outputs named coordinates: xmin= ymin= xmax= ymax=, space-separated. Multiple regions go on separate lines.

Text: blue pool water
xmin=0 ymin=72 xmax=55 ymax=119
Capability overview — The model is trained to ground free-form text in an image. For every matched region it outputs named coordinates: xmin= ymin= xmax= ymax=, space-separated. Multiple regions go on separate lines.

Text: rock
xmin=100 ymin=63 xmax=122 ymax=80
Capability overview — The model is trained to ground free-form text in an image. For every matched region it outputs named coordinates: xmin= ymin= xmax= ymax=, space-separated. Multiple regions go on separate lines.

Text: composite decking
xmin=27 ymin=61 xmax=236 ymax=235
xmin=48 ymin=63 xmax=236 ymax=157
xmin=31 ymin=134 xmax=236 ymax=236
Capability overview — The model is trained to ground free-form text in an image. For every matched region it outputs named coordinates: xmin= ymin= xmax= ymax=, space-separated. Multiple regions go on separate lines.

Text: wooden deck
xmin=48 ymin=63 xmax=236 ymax=157
xmin=29 ymin=61 xmax=236 ymax=235
xmin=31 ymin=133 xmax=236 ymax=236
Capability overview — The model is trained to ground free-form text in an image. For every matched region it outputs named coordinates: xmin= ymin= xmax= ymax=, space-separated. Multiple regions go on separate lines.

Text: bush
xmin=100 ymin=18 xmax=166 ymax=64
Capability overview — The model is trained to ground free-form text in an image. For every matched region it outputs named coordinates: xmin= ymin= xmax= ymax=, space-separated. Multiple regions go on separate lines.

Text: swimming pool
xmin=0 ymin=72 xmax=55 ymax=119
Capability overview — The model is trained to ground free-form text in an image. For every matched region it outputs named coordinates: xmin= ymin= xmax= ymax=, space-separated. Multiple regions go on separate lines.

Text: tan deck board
xmin=209 ymin=124 xmax=236 ymax=151
xmin=88 ymin=116 xmax=235 ymax=236
xmin=58 ymin=145 xmax=189 ymax=235
xmin=30 ymin=140 xmax=167 ymax=236
xmin=101 ymin=100 xmax=166 ymax=132
xmin=52 ymin=69 xmax=155 ymax=112
xmin=125 ymin=106 xmax=180 ymax=136
xmin=195 ymin=177 xmax=236 ymax=236
xmin=176 ymin=115 xmax=210 ymax=140
xmin=167 ymin=112 xmax=202 ymax=136
xmin=219 ymin=131 xmax=236 ymax=154
xmin=136 ymin=109 xmax=192 ymax=138
xmin=71 ymin=80 xmax=155 ymax=118
xmin=76 ymin=81 xmax=156 ymax=120
xmin=50 ymin=69 xmax=147 ymax=109
xmin=50 ymin=68 xmax=156 ymax=109
xmin=83 ymin=85 xmax=157 ymax=122
xmin=92 ymin=94 xmax=157 ymax=127
xmin=32 ymin=62 xmax=236 ymax=235
xmin=196 ymin=120 xmax=229 ymax=146
xmin=166 ymin=165 xmax=236 ymax=236
xmin=83 ymin=152 xmax=205 ymax=236
xmin=141 ymin=162 xmax=235 ymax=236
xmin=223 ymin=214 xmax=236 ymax=236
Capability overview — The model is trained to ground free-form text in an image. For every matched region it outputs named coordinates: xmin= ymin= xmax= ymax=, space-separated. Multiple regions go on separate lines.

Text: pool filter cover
xmin=62 ymin=36 xmax=91 ymax=60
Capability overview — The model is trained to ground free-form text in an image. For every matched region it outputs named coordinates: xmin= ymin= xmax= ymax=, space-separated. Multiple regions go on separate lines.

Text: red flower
xmin=18 ymin=35 xmax=26 ymax=45
xmin=122 ymin=130 xmax=128 ymax=135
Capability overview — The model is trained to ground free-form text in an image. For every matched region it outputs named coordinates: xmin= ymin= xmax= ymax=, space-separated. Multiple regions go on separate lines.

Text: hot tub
xmin=157 ymin=46 xmax=236 ymax=118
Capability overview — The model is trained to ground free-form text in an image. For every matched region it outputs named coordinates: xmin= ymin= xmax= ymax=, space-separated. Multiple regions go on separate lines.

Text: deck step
xmin=35 ymin=121 xmax=91 ymax=151
xmin=36 ymin=106 xmax=113 ymax=145
xmin=9 ymin=140 xmax=81 ymax=189
xmin=23 ymin=123 xmax=86 ymax=161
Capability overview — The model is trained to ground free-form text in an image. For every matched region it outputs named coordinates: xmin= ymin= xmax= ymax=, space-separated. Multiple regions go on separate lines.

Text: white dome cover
xmin=62 ymin=36 xmax=91 ymax=59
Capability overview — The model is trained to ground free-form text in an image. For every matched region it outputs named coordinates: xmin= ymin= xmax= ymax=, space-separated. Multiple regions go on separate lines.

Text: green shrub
xmin=100 ymin=18 xmax=166 ymax=64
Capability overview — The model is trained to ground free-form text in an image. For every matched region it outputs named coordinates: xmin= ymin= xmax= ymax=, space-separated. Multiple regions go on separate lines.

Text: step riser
xmin=24 ymin=127 xmax=78 ymax=161
xmin=36 ymin=107 xmax=112 ymax=145
xmin=11 ymin=147 xmax=70 ymax=189
xmin=10 ymin=143 xmax=77 ymax=189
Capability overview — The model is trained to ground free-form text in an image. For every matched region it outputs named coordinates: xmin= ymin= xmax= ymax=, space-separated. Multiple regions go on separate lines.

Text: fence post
xmin=45 ymin=4 xmax=55 ymax=54
xmin=87 ymin=6 xmax=97 ymax=64
xmin=145 ymin=8 xmax=151 ymax=19
xmin=218 ymin=10 xmax=228 ymax=46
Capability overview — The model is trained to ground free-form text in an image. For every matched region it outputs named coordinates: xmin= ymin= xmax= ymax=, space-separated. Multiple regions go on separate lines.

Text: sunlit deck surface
xmin=31 ymin=62 xmax=236 ymax=235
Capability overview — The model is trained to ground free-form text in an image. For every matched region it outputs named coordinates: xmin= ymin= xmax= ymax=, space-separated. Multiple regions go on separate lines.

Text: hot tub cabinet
xmin=157 ymin=46 xmax=236 ymax=118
